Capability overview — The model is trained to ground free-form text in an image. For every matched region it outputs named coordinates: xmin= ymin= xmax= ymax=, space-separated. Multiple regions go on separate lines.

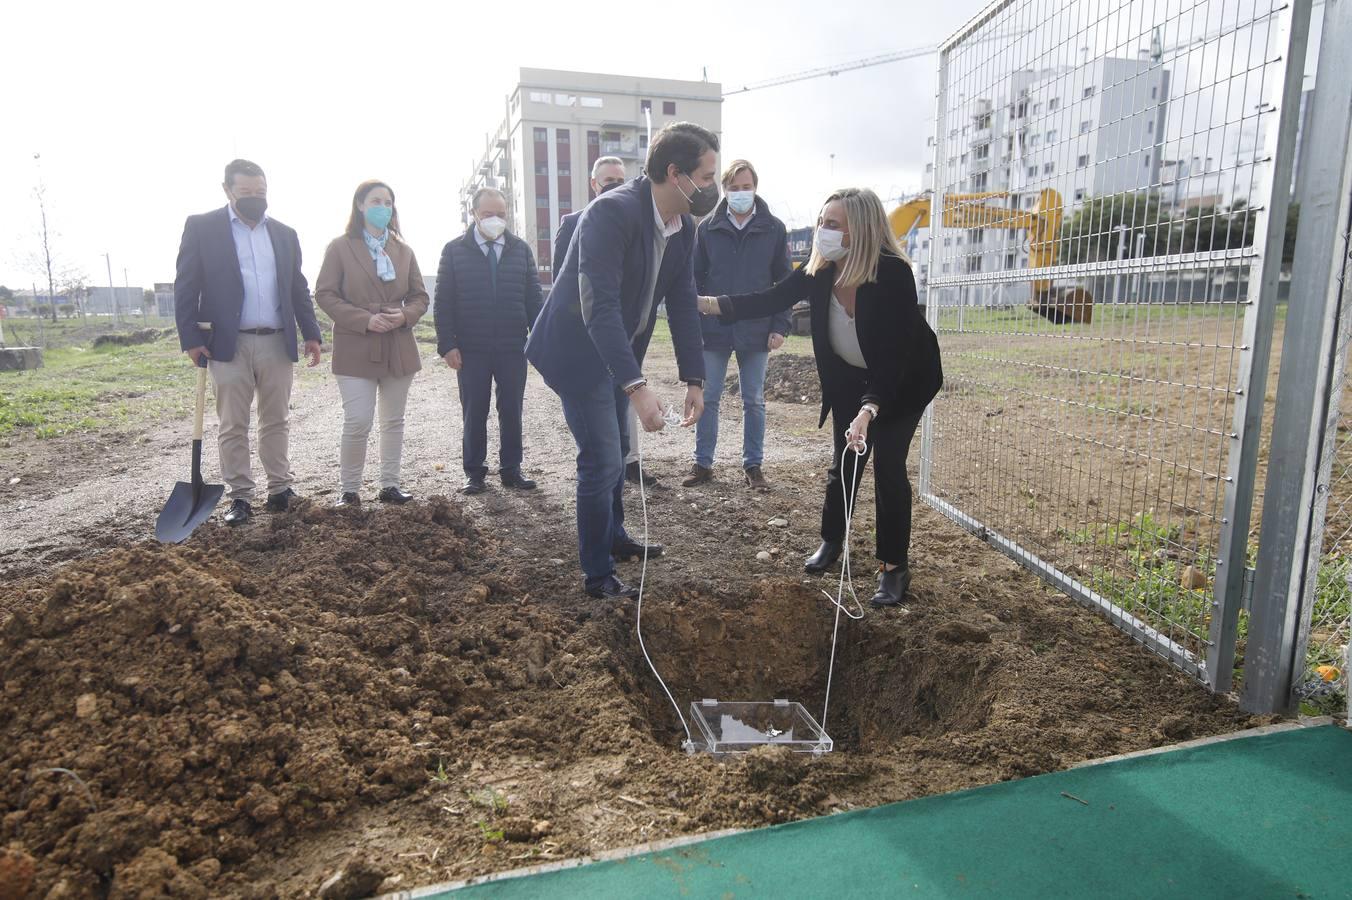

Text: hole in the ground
xmin=605 ymin=581 xmax=998 ymax=754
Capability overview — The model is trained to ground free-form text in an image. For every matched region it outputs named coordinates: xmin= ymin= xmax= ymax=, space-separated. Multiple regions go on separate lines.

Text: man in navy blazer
xmin=528 ymin=122 xmax=718 ymax=600
xmin=174 ymin=158 xmax=323 ymax=527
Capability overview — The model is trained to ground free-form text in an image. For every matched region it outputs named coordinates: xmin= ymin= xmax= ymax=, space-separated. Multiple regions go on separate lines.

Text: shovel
xmin=155 ymin=350 xmax=224 ymax=543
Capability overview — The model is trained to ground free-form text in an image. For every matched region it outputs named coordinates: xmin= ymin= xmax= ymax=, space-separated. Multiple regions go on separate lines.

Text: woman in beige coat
xmin=315 ymin=179 xmax=430 ymax=507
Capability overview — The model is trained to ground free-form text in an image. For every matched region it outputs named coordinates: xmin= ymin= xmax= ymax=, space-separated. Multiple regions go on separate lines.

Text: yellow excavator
xmin=890 ymin=188 xmax=1093 ymax=324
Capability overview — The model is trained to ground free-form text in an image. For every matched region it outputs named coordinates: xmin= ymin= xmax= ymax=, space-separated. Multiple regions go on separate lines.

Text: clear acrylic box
xmin=688 ymin=699 xmax=833 ymax=756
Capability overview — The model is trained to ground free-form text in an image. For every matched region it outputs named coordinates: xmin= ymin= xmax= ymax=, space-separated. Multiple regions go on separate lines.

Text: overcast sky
xmin=0 ymin=0 xmax=976 ymax=294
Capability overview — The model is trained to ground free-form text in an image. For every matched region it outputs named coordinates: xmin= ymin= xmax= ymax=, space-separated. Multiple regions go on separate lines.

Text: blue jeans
xmin=558 ymin=378 xmax=633 ymax=583
xmin=694 ymin=349 xmax=768 ymax=469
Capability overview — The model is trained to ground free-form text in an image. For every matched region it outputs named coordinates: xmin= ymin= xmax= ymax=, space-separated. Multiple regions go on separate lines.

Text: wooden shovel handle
xmin=193 ymin=362 xmax=208 ymax=442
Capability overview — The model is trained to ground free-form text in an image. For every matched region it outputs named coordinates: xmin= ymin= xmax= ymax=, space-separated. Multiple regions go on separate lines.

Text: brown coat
xmin=315 ymin=234 xmax=430 ymax=379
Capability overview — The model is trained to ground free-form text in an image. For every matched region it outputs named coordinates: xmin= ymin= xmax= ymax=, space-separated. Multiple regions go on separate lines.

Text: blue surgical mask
xmin=727 ymin=191 xmax=755 ymax=215
xmin=364 ymin=205 xmax=393 ymax=231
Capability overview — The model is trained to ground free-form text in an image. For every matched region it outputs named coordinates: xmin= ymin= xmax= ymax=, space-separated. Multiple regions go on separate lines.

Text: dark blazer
xmin=717 ymin=253 xmax=942 ymax=425
xmin=694 ymin=196 xmax=792 ymax=353
xmin=433 ymin=227 xmax=543 ymax=357
xmin=526 ymin=176 xmax=705 ymax=394
xmin=173 ymin=206 xmax=322 ymax=363
xmin=552 ymin=209 xmax=583 ymax=276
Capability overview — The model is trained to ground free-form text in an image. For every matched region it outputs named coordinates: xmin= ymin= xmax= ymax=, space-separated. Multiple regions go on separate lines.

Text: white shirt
xmin=473 ymin=225 xmax=507 ymax=257
xmin=728 ymin=209 xmax=756 ymax=230
xmin=829 ymin=293 xmax=868 ymax=369
xmin=227 ymin=204 xmax=283 ymax=330
xmin=653 ymin=195 xmax=683 ymax=238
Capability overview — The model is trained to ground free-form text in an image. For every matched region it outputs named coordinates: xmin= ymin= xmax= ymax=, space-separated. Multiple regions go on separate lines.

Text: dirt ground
xmin=0 ymin=337 xmax=1262 ymax=898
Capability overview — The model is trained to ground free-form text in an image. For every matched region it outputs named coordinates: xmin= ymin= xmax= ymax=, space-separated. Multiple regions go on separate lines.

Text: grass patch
xmin=0 ymin=334 xmax=194 ymax=439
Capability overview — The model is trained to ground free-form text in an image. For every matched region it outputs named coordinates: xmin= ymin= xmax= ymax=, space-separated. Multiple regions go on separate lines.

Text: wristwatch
xmin=685 ymin=379 xmax=705 ymax=389
xmin=624 ymin=379 xmax=648 ymax=395
xmin=861 ymin=403 xmax=880 ymax=420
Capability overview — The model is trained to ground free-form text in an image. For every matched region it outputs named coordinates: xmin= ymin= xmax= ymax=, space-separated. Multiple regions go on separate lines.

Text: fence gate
xmin=920 ymin=0 xmax=1312 ymax=689
xmin=1246 ymin=0 xmax=1352 ymax=716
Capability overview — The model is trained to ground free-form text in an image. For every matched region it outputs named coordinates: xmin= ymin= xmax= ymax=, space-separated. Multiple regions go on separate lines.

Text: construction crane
xmin=723 ymin=44 xmax=938 ymax=96
xmin=891 ymin=191 xmax=1093 ymax=323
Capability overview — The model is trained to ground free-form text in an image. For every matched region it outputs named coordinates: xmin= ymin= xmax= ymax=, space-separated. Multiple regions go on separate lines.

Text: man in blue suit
xmin=552 ymin=156 xmax=658 ymax=489
xmin=174 ymin=159 xmax=323 ymax=527
xmin=528 ymin=122 xmax=719 ymax=599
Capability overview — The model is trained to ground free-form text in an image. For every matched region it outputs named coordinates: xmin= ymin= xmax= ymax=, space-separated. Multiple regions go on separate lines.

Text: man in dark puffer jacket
xmin=434 ymin=187 xmax=544 ymax=494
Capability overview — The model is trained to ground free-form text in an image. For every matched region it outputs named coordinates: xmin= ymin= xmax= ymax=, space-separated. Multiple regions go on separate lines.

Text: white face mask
xmin=815 ymin=227 xmax=849 ymax=261
xmin=727 ymin=190 xmax=756 ymax=215
xmin=477 ymin=215 xmax=507 ymax=240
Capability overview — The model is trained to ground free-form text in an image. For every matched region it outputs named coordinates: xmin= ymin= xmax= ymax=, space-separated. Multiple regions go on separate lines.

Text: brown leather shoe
xmin=744 ymin=466 xmax=769 ymax=491
xmin=681 ymin=464 xmax=713 ymax=487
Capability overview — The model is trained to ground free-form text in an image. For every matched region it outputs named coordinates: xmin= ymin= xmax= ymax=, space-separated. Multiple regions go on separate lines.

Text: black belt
xmin=239 ymin=327 xmax=281 ymax=335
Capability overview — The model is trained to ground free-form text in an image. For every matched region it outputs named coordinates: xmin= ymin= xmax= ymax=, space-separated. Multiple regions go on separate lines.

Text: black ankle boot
xmin=804 ymin=540 xmax=843 ymax=574
xmin=870 ymin=567 xmax=912 ymax=607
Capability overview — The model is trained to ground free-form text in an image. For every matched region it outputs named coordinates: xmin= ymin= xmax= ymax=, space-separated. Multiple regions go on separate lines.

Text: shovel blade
xmin=155 ymin=480 xmax=226 ymax=543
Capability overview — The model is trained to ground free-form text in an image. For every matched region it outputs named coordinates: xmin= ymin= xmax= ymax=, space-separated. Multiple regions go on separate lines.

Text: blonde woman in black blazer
xmin=700 ymin=187 xmax=942 ymax=606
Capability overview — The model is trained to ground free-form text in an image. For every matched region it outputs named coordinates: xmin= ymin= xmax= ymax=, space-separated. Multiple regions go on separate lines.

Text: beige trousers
xmin=208 ymin=332 xmax=295 ymax=500
xmin=335 ymin=373 xmax=415 ymax=493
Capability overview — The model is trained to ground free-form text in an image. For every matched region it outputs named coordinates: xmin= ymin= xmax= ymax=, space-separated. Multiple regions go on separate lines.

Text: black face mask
xmin=677 ymin=172 xmax=719 ymax=217
xmin=234 ymin=196 xmax=268 ymax=222
xmin=598 ymin=180 xmax=624 ymax=194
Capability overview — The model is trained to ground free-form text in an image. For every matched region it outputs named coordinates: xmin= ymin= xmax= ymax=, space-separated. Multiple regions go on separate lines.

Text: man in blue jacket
xmin=687 ymin=159 xmax=791 ymax=491
xmin=174 ymin=158 xmax=323 ymax=527
xmin=527 ymin=122 xmax=717 ymax=600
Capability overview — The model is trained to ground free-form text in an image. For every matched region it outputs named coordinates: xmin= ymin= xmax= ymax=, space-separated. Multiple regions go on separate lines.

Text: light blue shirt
xmin=227 ymin=204 xmax=283 ymax=330
xmin=472 ymin=225 xmax=506 ymax=257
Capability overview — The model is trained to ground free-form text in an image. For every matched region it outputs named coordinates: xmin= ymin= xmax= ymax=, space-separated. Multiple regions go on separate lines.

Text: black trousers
xmin=820 ymin=365 xmax=924 ymax=568
xmin=457 ymin=350 xmax=527 ymax=479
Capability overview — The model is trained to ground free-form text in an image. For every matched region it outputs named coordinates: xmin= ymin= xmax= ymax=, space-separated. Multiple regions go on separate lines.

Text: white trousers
xmin=336 ymin=373 xmax=415 ymax=493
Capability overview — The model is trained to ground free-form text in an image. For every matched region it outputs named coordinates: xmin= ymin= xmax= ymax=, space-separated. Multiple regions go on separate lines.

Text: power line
xmin=723 ymin=44 xmax=937 ymax=96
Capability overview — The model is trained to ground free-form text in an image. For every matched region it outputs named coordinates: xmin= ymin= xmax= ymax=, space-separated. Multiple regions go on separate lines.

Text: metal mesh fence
xmin=921 ymin=0 xmax=1301 ymax=682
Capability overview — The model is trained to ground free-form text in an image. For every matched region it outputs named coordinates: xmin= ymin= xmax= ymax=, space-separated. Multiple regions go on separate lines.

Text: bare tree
xmin=32 ymin=171 xmax=59 ymax=325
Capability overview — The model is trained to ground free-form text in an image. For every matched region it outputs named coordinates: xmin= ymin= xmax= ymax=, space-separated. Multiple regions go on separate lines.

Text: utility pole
xmin=127 ymin=268 xmax=143 ymax=324
xmin=104 ymin=252 xmax=118 ymax=326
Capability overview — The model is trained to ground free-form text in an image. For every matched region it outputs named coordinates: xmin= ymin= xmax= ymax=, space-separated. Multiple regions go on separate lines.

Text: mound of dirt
xmin=725 ymin=354 xmax=820 ymax=404
xmin=0 ymin=499 xmax=548 ymax=896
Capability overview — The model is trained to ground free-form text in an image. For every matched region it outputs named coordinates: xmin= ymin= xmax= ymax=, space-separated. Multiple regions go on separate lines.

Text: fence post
xmin=1244 ymin=0 xmax=1352 ymax=714
xmin=1204 ymin=0 xmax=1315 ymax=693
xmin=920 ymin=45 xmax=952 ymax=499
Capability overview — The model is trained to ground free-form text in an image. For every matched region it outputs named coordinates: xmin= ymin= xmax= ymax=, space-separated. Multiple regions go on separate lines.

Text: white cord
xmin=634 ymin=403 xmax=696 ymax=752
xmin=820 ymin=436 xmax=868 ymax=736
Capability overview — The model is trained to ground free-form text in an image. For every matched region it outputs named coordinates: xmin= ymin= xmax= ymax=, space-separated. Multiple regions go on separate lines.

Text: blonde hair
xmin=805 ymin=187 xmax=908 ymax=288
xmin=721 ymin=158 xmax=758 ymax=188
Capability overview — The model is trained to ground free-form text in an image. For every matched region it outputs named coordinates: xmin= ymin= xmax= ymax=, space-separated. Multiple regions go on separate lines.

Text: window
xmin=1045 ymin=129 xmax=1057 ymax=143
xmin=956 ymin=235 xmax=964 ymax=245
xmin=639 ymin=134 xmax=648 ymax=148
xmin=927 ymin=136 xmax=935 ymax=147
xmin=925 ymin=162 xmax=934 ymax=173
xmin=966 ymin=256 xmax=983 ymax=273
xmin=1147 ymin=120 xmax=1154 ymax=133
xmin=535 ymin=197 xmax=550 ymax=208
xmin=1143 ymin=153 xmax=1151 ymax=166
xmin=534 ymin=163 xmax=548 ymax=175
xmin=558 ymin=165 xmax=570 ymax=176
xmin=511 ymin=94 xmax=519 ymax=111
xmin=1005 ymin=252 xmax=1017 ymax=267
xmin=942 ymin=263 xmax=951 ymax=273
xmin=1083 ymin=86 xmax=1096 ymax=99
xmin=1043 ymin=161 xmax=1056 ymax=174
xmin=537 ymin=226 xmax=551 ymax=240
xmin=1077 ymin=153 xmax=1090 ymax=168
xmin=554 ymin=94 xmax=576 ymax=106
xmin=1024 ymin=196 xmax=1036 ymax=209
xmin=529 ymin=91 xmax=551 ymax=103
xmin=1027 ymin=165 xmax=1038 ymax=177
xmin=960 ymin=152 xmax=969 ymax=164
xmin=974 ymin=143 xmax=990 ymax=160
xmin=922 ymin=239 xmax=930 ymax=249
xmin=972 ymin=172 xmax=988 ymax=190
xmin=1048 ymin=97 xmax=1059 ymax=111
xmin=1151 ymin=85 xmax=1158 ymax=99
xmin=1074 ymin=188 xmax=1086 ymax=202
xmin=1033 ymin=102 xmax=1042 ymax=114
xmin=580 ymin=96 xmax=603 ymax=108
xmin=947 ymin=156 xmax=956 ymax=169
xmin=1079 ymin=120 xmax=1092 ymax=134
xmin=1029 ymin=134 xmax=1040 ymax=146
xmin=970 ymin=228 xmax=985 ymax=244
xmin=556 ymin=129 xmax=570 ymax=142
xmin=976 ymin=113 xmax=992 ymax=129
xmin=943 ymin=237 xmax=952 ymax=247
xmin=587 ymin=130 xmax=599 ymax=145
xmin=640 ymin=99 xmax=652 ymax=111
xmin=533 ymin=127 xmax=547 ymax=142
xmin=663 ymin=101 xmax=676 ymax=114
